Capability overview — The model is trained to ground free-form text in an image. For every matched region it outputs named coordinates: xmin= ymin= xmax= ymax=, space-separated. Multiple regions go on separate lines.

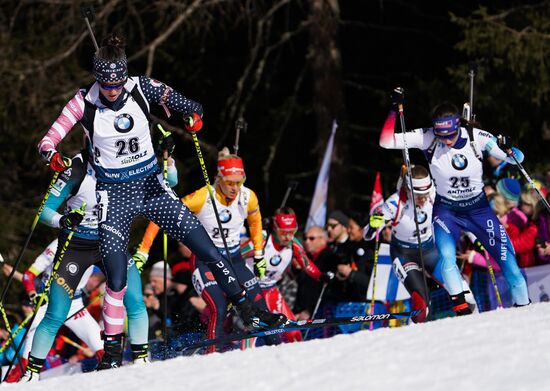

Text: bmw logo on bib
xmin=451 ymin=154 xmax=468 ymax=171
xmin=417 ymin=209 xmax=428 ymax=224
xmin=219 ymin=209 xmax=232 ymax=223
xmin=114 ymin=113 xmax=134 ymax=133
xmin=270 ymin=254 xmax=282 ymax=266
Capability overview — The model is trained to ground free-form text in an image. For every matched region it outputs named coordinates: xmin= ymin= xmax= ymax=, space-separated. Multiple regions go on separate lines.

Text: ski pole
xmin=468 ymin=62 xmax=478 ymax=122
xmin=2 ymin=202 xmax=86 ymax=382
xmin=0 ymin=312 xmax=33 ymax=355
xmin=369 ymin=229 xmax=381 ymax=331
xmin=506 ymin=150 xmax=550 ymax=213
xmin=303 ymin=282 xmax=327 ymax=340
xmin=467 ymin=234 xmax=503 ymax=309
xmin=0 ymin=164 xmax=70 ymax=311
xmin=396 ymin=89 xmax=430 ymax=304
xmin=483 ymin=249 xmax=503 ymax=309
xmin=157 ymin=124 xmax=171 ymax=360
xmin=80 ymin=4 xmax=99 ymax=51
xmin=190 ymin=132 xmax=234 ymax=263
xmin=234 ymin=118 xmax=247 ymax=156
xmin=280 ymin=180 xmax=299 ymax=209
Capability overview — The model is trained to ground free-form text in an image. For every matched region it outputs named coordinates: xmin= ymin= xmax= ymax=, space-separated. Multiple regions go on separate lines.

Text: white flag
xmin=306 ymin=120 xmax=338 ymax=230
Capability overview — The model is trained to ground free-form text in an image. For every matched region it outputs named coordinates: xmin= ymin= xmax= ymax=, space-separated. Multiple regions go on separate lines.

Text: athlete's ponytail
xmin=96 ymin=33 xmax=126 ymax=61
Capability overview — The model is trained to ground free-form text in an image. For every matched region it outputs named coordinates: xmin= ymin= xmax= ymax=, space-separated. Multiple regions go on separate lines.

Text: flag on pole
xmin=306 ymin=120 xmax=338 ymax=230
xmin=369 ymin=171 xmax=383 ymax=215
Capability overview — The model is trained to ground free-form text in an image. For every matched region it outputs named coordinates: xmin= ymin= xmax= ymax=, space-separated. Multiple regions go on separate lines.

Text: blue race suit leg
xmin=125 ymin=262 xmax=149 ymax=345
xmin=433 ymin=205 xmax=463 ymax=296
xmin=462 ymin=206 xmax=529 ymax=305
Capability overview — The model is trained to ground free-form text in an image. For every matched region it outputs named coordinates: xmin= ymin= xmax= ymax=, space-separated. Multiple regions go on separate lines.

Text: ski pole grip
xmin=80 ymin=4 xmax=95 ymax=22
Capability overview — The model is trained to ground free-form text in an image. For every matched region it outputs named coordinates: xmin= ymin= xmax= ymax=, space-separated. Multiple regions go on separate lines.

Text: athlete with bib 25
xmin=379 ymin=88 xmax=530 ymax=314
xmin=37 ymin=34 xmax=285 ymax=368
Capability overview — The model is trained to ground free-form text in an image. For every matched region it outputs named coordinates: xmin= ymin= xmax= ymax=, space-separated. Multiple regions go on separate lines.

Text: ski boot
xmin=19 ymin=355 xmax=43 ymax=383
xmin=232 ymin=294 xmax=287 ymax=329
xmin=513 ymin=299 xmax=532 ymax=307
xmin=131 ymin=343 xmax=150 ymax=365
xmin=451 ymin=292 xmax=473 ymax=316
xmin=96 ymin=333 xmax=123 ymax=370
xmin=410 ymin=292 xmax=429 ymax=323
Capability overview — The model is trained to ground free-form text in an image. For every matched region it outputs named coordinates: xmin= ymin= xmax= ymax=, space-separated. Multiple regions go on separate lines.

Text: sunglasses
xmin=304 ymin=236 xmax=321 ymax=241
xmin=99 ymin=81 xmax=126 ymax=90
xmin=434 ymin=131 xmax=458 ymax=141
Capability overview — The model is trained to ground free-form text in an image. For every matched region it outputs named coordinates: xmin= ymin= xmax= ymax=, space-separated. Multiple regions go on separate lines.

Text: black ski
xmin=180 ymin=310 xmax=418 ymax=352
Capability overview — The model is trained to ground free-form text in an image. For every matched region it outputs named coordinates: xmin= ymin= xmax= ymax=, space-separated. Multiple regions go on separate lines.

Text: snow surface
xmin=15 ymin=302 xmax=550 ymax=391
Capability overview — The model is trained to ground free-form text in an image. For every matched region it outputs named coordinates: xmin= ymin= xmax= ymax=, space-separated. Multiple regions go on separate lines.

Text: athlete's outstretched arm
xmin=475 ymin=128 xmax=524 ymax=164
xmin=139 ymin=76 xmax=203 ymax=116
xmin=379 ymin=111 xmax=432 ymax=150
xmin=291 ymin=238 xmax=321 ymax=281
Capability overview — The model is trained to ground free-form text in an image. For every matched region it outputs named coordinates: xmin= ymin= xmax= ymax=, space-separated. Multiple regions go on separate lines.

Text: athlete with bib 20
xmin=136 ymin=148 xmax=285 ymax=351
xmin=379 ymin=88 xmax=530 ymax=314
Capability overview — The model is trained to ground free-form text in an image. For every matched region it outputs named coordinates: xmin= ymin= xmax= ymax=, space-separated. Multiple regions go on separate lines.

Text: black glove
xmin=496 ymin=134 xmax=512 ymax=152
xmin=390 ymin=87 xmax=404 ymax=110
xmin=320 ymin=271 xmax=335 ymax=284
xmin=157 ymin=133 xmax=175 ymax=155
xmin=59 ymin=209 xmax=84 ymax=229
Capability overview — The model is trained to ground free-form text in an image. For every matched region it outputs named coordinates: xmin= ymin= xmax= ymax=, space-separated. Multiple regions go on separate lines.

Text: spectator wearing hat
xmin=326 ymin=210 xmax=352 ymax=272
xmin=497 ymin=179 xmax=539 ymax=268
xmin=326 ymin=210 xmax=349 ymax=244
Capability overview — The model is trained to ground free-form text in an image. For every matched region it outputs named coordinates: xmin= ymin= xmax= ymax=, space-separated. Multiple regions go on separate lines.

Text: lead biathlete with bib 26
xmin=379 ymin=88 xmax=529 ymax=314
xmin=36 ymin=34 xmax=285 ymax=368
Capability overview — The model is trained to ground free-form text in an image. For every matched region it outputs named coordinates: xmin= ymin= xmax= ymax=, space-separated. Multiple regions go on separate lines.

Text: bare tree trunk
xmin=307 ymin=0 xmax=349 ymax=213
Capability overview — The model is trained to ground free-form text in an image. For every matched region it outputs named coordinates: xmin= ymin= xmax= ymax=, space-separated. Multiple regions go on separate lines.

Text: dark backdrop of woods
xmin=1 ymin=0 xmax=549 ymax=300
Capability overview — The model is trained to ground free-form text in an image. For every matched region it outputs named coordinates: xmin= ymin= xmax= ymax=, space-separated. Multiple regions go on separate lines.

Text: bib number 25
xmin=450 ymin=176 xmax=469 ymax=188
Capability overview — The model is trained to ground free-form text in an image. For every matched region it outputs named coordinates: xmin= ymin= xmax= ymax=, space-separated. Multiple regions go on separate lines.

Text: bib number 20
xmin=212 ymin=227 xmax=229 ymax=239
